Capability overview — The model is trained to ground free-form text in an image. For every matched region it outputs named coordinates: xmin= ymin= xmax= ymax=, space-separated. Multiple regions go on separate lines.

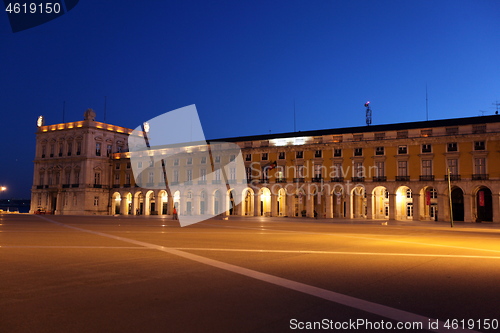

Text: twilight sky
xmin=0 ymin=0 xmax=499 ymax=199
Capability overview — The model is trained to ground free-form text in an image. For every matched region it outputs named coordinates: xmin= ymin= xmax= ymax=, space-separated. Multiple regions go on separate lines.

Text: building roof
xmin=210 ymin=114 xmax=500 ymax=143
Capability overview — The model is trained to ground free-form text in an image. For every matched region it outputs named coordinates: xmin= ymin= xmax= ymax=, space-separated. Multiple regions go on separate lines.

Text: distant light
xmin=143 ymin=122 xmax=150 ymax=133
xmin=364 ymin=101 xmax=370 ymax=107
xmin=0 ymin=186 xmax=6 ymax=191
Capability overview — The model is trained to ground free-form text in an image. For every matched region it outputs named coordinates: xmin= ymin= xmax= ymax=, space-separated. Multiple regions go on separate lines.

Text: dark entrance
xmin=476 ymin=187 xmax=493 ymax=222
xmin=451 ymin=187 xmax=464 ymax=221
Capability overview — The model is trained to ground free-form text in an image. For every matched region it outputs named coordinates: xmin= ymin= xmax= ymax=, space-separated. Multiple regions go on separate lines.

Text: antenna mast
xmin=365 ymin=101 xmax=372 ymax=126
xmin=493 ymin=101 xmax=500 ymax=115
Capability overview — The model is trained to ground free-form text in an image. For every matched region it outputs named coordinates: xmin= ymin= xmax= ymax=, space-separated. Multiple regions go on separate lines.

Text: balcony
xmin=112 ymin=184 xmax=120 ymax=188
xmin=258 ymin=178 xmax=269 ymax=184
xmin=312 ymin=177 xmax=323 ymax=183
xmin=62 ymin=184 xmax=70 ymax=188
xmin=71 ymin=184 xmax=79 ymax=188
xmin=36 ymin=185 xmax=44 ymax=189
xmin=372 ymin=176 xmax=387 ymax=182
xmin=396 ymin=176 xmax=410 ymax=181
xmin=275 ymin=178 xmax=287 ymax=183
xmin=211 ymin=180 xmax=221 ymax=184
xmin=444 ymin=174 xmax=461 ymax=181
xmin=227 ymin=179 xmax=237 ymax=184
xmin=293 ymin=178 xmax=305 ymax=183
xmin=331 ymin=177 xmax=344 ymax=182
xmin=93 ymin=184 xmax=102 ymax=188
xmin=351 ymin=177 xmax=364 ymax=182
xmin=197 ymin=180 xmax=207 ymax=185
xmin=472 ymin=174 xmax=489 ymax=180
xmin=419 ymin=175 xmax=435 ymax=181
xmin=123 ymin=184 xmax=131 ymax=188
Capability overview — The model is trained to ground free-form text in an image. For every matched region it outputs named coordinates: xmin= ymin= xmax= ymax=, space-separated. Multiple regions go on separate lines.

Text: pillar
xmin=388 ymin=193 xmax=396 ymax=220
xmin=412 ymin=193 xmax=420 ymax=221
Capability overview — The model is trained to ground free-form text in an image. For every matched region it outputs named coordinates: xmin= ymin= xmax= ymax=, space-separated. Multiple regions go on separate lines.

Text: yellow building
xmin=32 ymin=111 xmax=500 ymax=223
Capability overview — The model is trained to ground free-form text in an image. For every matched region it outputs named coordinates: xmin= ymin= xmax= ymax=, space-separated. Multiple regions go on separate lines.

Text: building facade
xmin=31 ymin=111 xmax=500 ymax=223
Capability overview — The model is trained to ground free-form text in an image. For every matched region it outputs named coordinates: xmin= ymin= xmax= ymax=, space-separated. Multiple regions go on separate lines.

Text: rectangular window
xmin=473 ymin=124 xmax=486 ymax=134
xmin=333 ymin=148 xmax=342 ymax=157
xmin=375 ymin=146 xmax=384 ymax=155
xmin=314 ymin=164 xmax=322 ymax=178
xmin=245 ymin=154 xmax=252 ymax=161
xmin=93 ymin=196 xmax=99 ymax=206
xmin=354 ymin=162 xmax=363 ymax=177
xmin=215 ymin=155 xmax=221 ymax=163
xmin=174 ymin=158 xmax=179 ymax=166
xmin=374 ymin=132 xmax=385 ymax=140
xmin=95 ymin=143 xmax=101 ymax=156
xmin=422 ymin=144 xmax=432 ymax=153
xmin=245 ymin=167 xmax=252 ymax=180
xmin=333 ymin=163 xmax=342 ymax=177
xmin=94 ymin=172 xmax=101 ymax=185
xmin=397 ymin=131 xmax=408 ymax=139
xmin=422 ymin=160 xmax=432 ymax=176
xmin=296 ymin=151 xmax=303 ymax=159
xmin=278 ymin=152 xmax=285 ymax=159
xmin=74 ymin=171 xmax=80 ymax=184
xmin=375 ymin=161 xmax=385 ymax=177
xmin=201 ymin=156 xmax=207 ymax=164
xmin=148 ymin=172 xmax=154 ymax=184
xmin=314 ymin=150 xmax=322 ymax=158
xmin=201 ymin=168 xmax=207 ymax=181
xmin=215 ymin=168 xmax=221 ymax=181
xmin=398 ymin=145 xmax=408 ymax=154
xmin=229 ymin=155 xmax=236 ymax=162
xmin=296 ymin=165 xmax=304 ymax=178
xmin=446 ymin=127 xmax=459 ymax=135
xmin=447 ymin=142 xmax=458 ymax=152
xmin=187 ymin=157 xmax=193 ymax=165
xmin=138 ymin=161 xmax=143 ymax=169
xmin=474 ymin=141 xmax=485 ymax=151
xmin=353 ymin=134 xmax=363 ymax=141
xmin=149 ymin=160 xmax=154 ymax=167
xmin=173 ymin=170 xmax=179 ymax=182
xmin=262 ymin=153 xmax=268 ymax=161
xmin=125 ymin=173 xmax=131 ymax=184
xmin=115 ymin=163 xmax=120 ymax=170
xmin=421 ymin=129 xmax=432 ymax=137
xmin=187 ymin=169 xmax=192 ymax=181
xmin=448 ymin=159 xmax=458 ymax=175
xmin=398 ymin=161 xmax=408 ymax=176
xmin=474 ymin=158 xmax=486 ymax=174
xmin=114 ymin=174 xmax=120 ymax=184
xmin=230 ymin=167 xmax=236 ymax=180
xmin=126 ymin=162 xmax=131 ymax=169
xmin=354 ymin=148 xmax=362 ymax=156
xmin=76 ymin=142 xmax=82 ymax=155
xmin=67 ymin=142 xmax=72 ymax=156
xmin=106 ymin=145 xmax=112 ymax=157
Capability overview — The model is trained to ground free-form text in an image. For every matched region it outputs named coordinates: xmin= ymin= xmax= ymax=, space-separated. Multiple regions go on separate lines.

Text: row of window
xmin=245 ymin=141 xmax=486 ymax=161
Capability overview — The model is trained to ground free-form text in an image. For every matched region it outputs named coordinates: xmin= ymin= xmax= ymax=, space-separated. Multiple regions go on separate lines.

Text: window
xmin=473 ymin=124 xmax=486 ymax=134
xmin=173 ymin=170 xmax=179 ymax=182
xmin=115 ymin=163 xmax=120 ymax=170
xmin=422 ymin=160 xmax=432 ymax=176
xmin=375 ymin=132 xmax=385 ymax=140
xmin=148 ymin=172 xmax=154 ymax=184
xmin=93 ymin=196 xmax=99 ymax=206
xmin=215 ymin=168 xmax=221 ymax=181
xmin=406 ymin=188 xmax=412 ymax=198
xmin=245 ymin=167 xmax=252 ymax=180
xmin=315 ymin=150 xmax=322 ymax=158
xmin=296 ymin=165 xmax=304 ymax=178
xmin=421 ymin=129 xmax=432 ymax=137
xmin=215 ymin=155 xmax=221 ymax=163
xmin=149 ymin=160 xmax=154 ymax=167
xmin=229 ymin=155 xmax=235 ymax=162
xmin=333 ymin=163 xmax=342 ymax=178
xmin=186 ymin=169 xmax=192 ymax=182
xmin=296 ymin=151 xmax=303 ymax=159
xmin=262 ymin=153 xmax=268 ymax=161
xmin=138 ymin=161 xmax=143 ymax=169
xmin=448 ymin=159 xmax=458 ymax=175
xmin=375 ymin=161 xmax=385 ymax=177
xmin=50 ymin=144 xmax=55 ymax=157
xmin=230 ymin=167 xmax=236 ymax=180
xmin=397 ymin=131 xmax=408 ymax=139
xmin=398 ymin=145 xmax=408 ymax=154
xmin=106 ymin=145 xmax=112 ymax=157
xmin=74 ymin=170 xmax=80 ymax=184
xmin=187 ymin=157 xmax=193 ymax=165
xmin=354 ymin=162 xmax=363 ymax=177
xmin=94 ymin=172 xmax=101 ymax=185
xmin=332 ymin=135 xmax=343 ymax=143
xmin=278 ymin=152 xmax=285 ymax=159
xmin=406 ymin=203 xmax=413 ymax=217
xmin=76 ymin=141 xmax=82 ymax=155
xmin=430 ymin=188 xmax=437 ymax=199
xmin=474 ymin=158 xmax=486 ymax=174
xmin=354 ymin=148 xmax=362 ymax=156
xmin=446 ymin=127 xmax=459 ymax=135
xmin=95 ymin=143 xmax=101 ymax=156
xmin=174 ymin=158 xmax=179 ymax=166
xmin=474 ymin=141 xmax=485 ymax=151
xmin=117 ymin=146 xmax=123 ymax=153
xmin=314 ymin=164 xmax=322 ymax=179
xmin=126 ymin=162 xmax=131 ymax=169
xmin=41 ymin=145 xmax=46 ymax=158
xmin=447 ymin=142 xmax=458 ymax=152
xmin=353 ymin=134 xmax=363 ymax=141
xmin=114 ymin=174 xmax=120 ymax=184
xmin=67 ymin=142 xmax=72 ymax=156
xmin=333 ymin=149 xmax=342 ymax=157
xmin=398 ymin=161 xmax=408 ymax=176
xmin=245 ymin=154 xmax=252 ymax=161
xmin=375 ymin=146 xmax=384 ymax=155
xmin=201 ymin=156 xmax=207 ymax=164
xmin=125 ymin=173 xmax=131 ymax=185
xmin=201 ymin=168 xmax=207 ymax=181
xmin=422 ymin=144 xmax=432 ymax=153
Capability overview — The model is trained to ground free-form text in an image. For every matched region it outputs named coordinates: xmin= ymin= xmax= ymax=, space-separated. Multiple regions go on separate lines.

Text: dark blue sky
xmin=1 ymin=0 xmax=499 ymax=198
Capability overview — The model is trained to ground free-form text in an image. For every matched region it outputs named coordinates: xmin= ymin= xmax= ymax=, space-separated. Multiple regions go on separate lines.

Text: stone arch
xmin=112 ymin=192 xmax=121 ymax=215
xmin=259 ymin=187 xmax=271 ymax=216
xmin=351 ymin=185 xmax=366 ymax=218
xmin=242 ymin=187 xmax=254 ymax=216
xmin=396 ymin=186 xmax=413 ymax=220
xmin=372 ymin=186 xmax=389 ymax=219
xmin=474 ymin=186 xmax=492 ymax=222
xmin=419 ymin=186 xmax=438 ymax=221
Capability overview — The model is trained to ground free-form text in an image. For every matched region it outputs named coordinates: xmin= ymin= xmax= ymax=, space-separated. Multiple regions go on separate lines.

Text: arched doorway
xmin=259 ymin=187 xmax=271 ymax=216
xmin=294 ymin=188 xmax=306 ymax=217
xmin=242 ymin=188 xmax=254 ymax=216
xmin=137 ymin=192 xmax=144 ymax=215
xmin=420 ymin=186 xmax=438 ymax=221
xmin=475 ymin=186 xmax=492 ymax=222
xmin=158 ymin=190 xmax=168 ymax=215
xmin=351 ymin=186 xmax=366 ymax=218
xmin=186 ymin=191 xmax=193 ymax=215
xmin=277 ymin=188 xmax=286 ymax=216
xmin=372 ymin=186 xmax=389 ymax=219
xmin=227 ymin=189 xmax=236 ymax=215
xmin=396 ymin=186 xmax=413 ymax=220
xmin=213 ymin=190 xmax=222 ymax=215
xmin=125 ymin=193 xmax=132 ymax=215
xmin=145 ymin=190 xmax=155 ymax=215
xmin=112 ymin=192 xmax=121 ymax=215
xmin=199 ymin=190 xmax=207 ymax=215
xmin=451 ymin=187 xmax=464 ymax=222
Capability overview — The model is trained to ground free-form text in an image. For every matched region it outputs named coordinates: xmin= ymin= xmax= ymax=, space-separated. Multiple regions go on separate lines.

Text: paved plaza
xmin=1 ymin=214 xmax=500 ymax=332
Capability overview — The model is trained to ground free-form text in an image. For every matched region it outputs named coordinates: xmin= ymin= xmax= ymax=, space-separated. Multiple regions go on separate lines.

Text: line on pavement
xmin=0 ymin=245 xmax=148 ymax=249
xmin=173 ymin=247 xmax=500 ymax=259
xmin=35 ymin=215 xmax=478 ymax=333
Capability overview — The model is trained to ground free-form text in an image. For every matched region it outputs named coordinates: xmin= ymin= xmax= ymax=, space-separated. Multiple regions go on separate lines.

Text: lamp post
xmin=0 ymin=186 xmax=7 ymax=212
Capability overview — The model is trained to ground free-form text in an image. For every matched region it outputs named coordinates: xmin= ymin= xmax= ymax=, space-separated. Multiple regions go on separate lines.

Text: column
xmin=463 ymin=194 xmax=472 ymax=222
xmin=325 ymin=192 xmax=332 ymax=219
xmin=492 ymin=193 xmax=500 ymax=223
xmin=120 ymin=194 xmax=128 ymax=215
xmin=412 ymin=193 xmax=420 ymax=221
xmin=253 ymin=192 xmax=260 ymax=216
xmin=271 ymin=193 xmax=278 ymax=217
xmin=345 ymin=194 xmax=352 ymax=219
xmin=365 ymin=193 xmax=373 ymax=219
xmin=388 ymin=193 xmax=396 ymax=220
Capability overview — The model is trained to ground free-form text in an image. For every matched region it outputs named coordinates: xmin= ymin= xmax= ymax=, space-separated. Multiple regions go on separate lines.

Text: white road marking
xmin=35 ymin=215 xmax=479 ymax=333
xmin=0 ymin=245 xmax=146 ymax=249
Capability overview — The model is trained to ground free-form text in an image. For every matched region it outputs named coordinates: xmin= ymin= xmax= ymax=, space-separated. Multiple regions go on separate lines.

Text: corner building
xmin=31 ymin=110 xmax=500 ymax=223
